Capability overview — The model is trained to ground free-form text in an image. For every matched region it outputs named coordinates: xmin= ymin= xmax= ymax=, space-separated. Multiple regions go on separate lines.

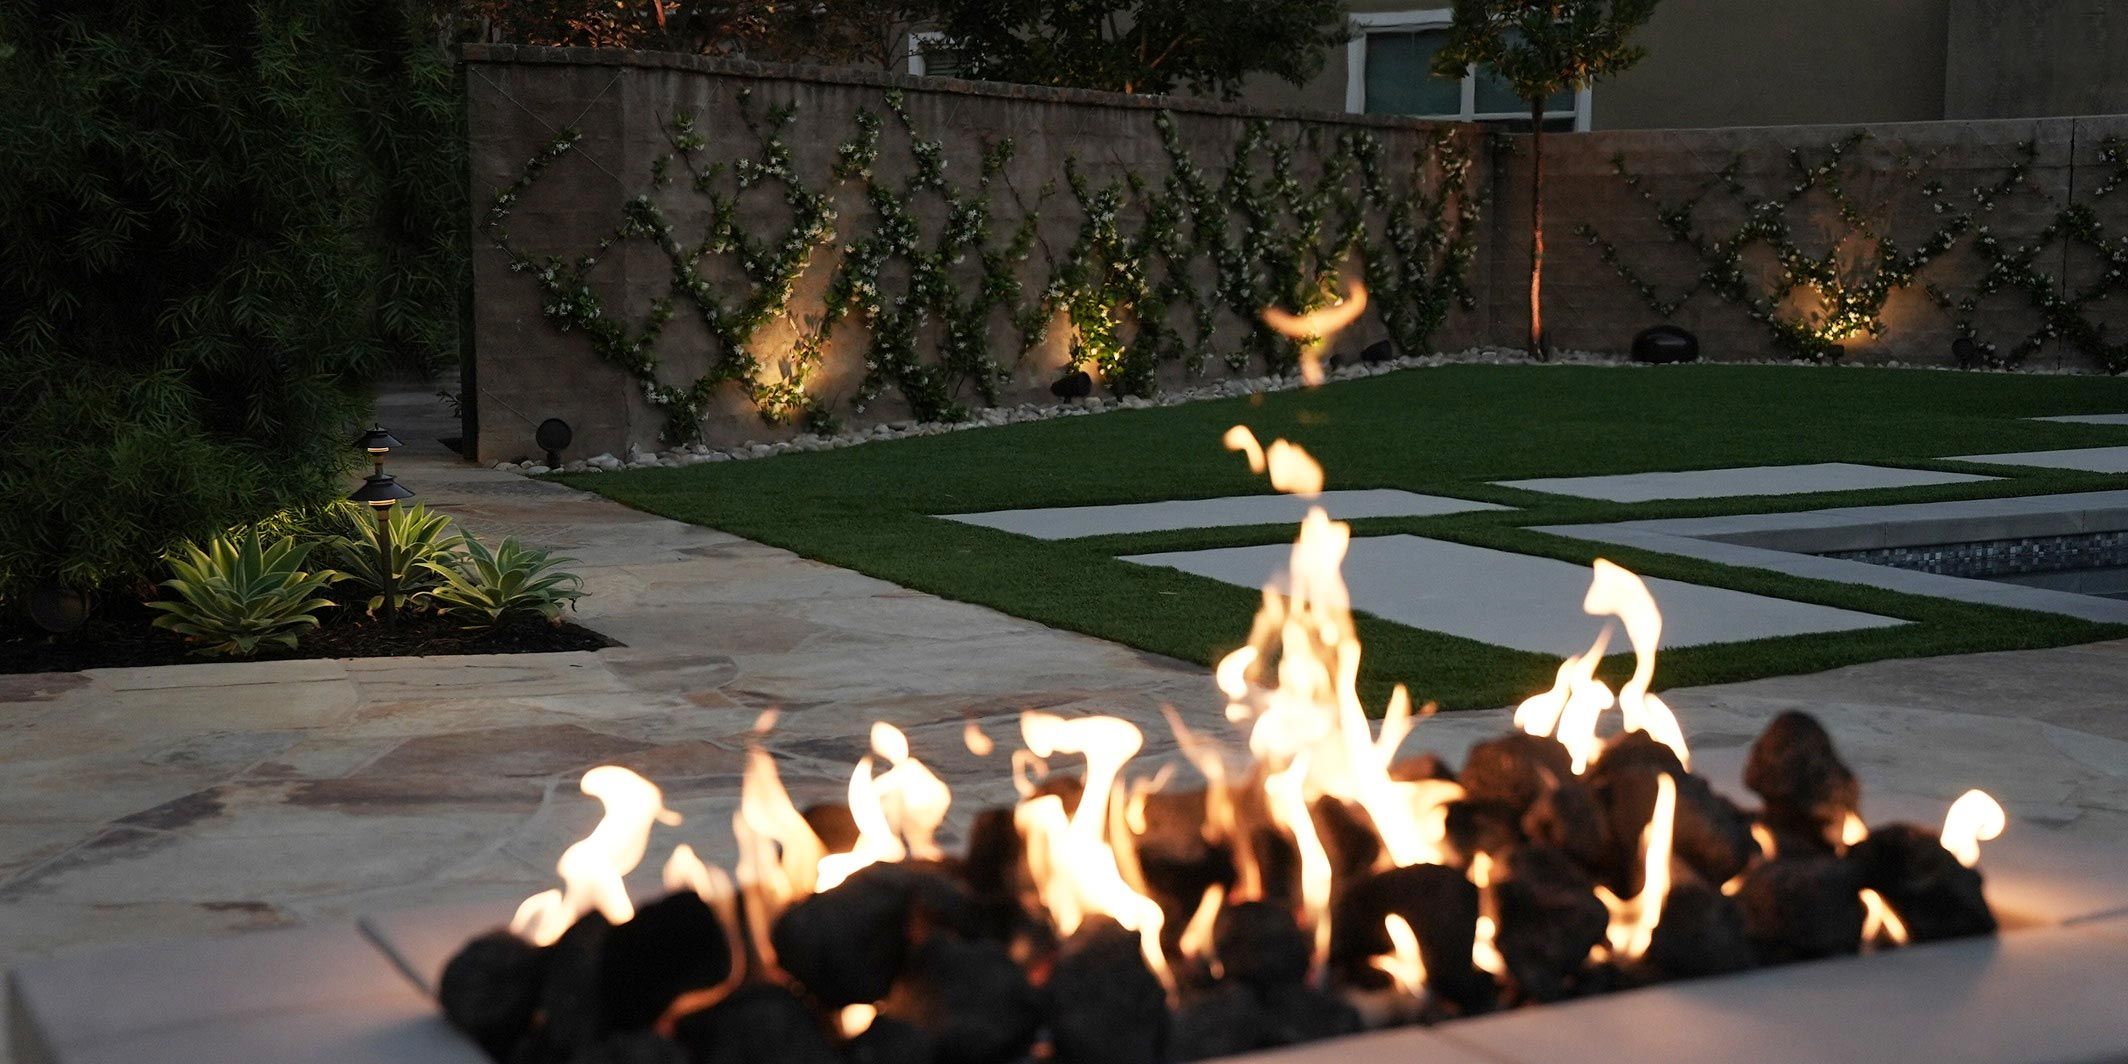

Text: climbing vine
xmin=1580 ymin=131 xmax=2128 ymax=371
xmin=482 ymin=90 xmax=1484 ymax=443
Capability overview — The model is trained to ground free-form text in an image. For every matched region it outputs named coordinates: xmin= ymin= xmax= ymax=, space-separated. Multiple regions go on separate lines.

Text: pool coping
xmin=1537 ymin=490 xmax=2128 ymax=624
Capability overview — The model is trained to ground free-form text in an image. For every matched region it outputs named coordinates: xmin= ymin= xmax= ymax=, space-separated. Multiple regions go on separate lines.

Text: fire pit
xmin=421 ymin=430 xmax=2019 ymax=1064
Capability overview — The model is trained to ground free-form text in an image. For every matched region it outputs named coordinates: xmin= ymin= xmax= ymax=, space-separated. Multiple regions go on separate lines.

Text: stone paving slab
xmin=1538 ymin=490 xmax=2128 ymax=625
xmin=2031 ymin=413 xmax=2128 ymax=426
xmin=942 ymin=489 xmax=1510 ymax=540
xmin=1125 ymin=534 xmax=1901 ymax=655
xmin=1496 ymin=462 xmax=1997 ymax=502
xmin=1945 ymin=445 xmax=2128 ymax=473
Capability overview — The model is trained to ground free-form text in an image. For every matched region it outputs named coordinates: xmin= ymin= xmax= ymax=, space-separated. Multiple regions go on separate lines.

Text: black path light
xmin=350 ymin=425 xmax=414 ymax=625
xmin=536 ymin=418 xmax=573 ymax=469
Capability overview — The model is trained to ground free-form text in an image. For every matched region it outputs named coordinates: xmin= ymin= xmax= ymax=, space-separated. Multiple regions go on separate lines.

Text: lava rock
xmin=1847 ymin=823 xmax=1996 ymax=942
xmin=1169 ymin=982 xmax=1268 ymax=1061
xmin=599 ymin=892 xmax=732 ymax=1032
xmin=539 ymin=912 xmax=617 ymax=1057
xmin=1046 ymin=917 xmax=1169 ymax=1064
xmin=671 ymin=983 xmax=837 ymax=1064
xmin=1460 ymin=732 xmax=1574 ymax=814
xmin=1641 ymin=879 xmax=1754 ymax=980
xmin=1131 ymin=789 xmax=1237 ymax=951
xmin=1389 ymin=752 xmax=1457 ymax=782
xmin=1444 ymin=799 xmax=1524 ymax=863
xmin=1493 ymin=845 xmax=1609 ymax=1004
xmin=564 ymin=1030 xmax=689 ymax=1064
xmin=1312 ymin=796 xmax=1383 ymax=892
xmin=1256 ymin=982 xmax=1363 ymax=1046
xmin=879 ymin=934 xmax=1041 ymax=1064
xmin=844 ymin=1017 xmax=938 ymax=1064
xmin=772 ymin=863 xmax=978 ymax=1007
xmin=1737 ymin=856 xmax=1865 ymax=962
xmin=1328 ymin=863 xmax=1493 ymax=1014
xmin=1521 ymin=777 xmax=1610 ymax=870
xmin=1591 ymin=753 xmax=1755 ymax=893
xmin=804 ymin=803 xmax=862 ymax=854
xmin=1211 ymin=900 xmax=1311 ymax=990
xmin=439 ymin=929 xmax=549 ymax=1060
xmin=1744 ymin=712 xmax=1860 ymax=854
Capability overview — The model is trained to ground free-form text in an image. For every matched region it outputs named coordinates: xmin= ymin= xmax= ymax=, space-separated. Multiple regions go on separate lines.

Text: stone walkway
xmin=6 ymin=392 xmax=2128 ymax=1053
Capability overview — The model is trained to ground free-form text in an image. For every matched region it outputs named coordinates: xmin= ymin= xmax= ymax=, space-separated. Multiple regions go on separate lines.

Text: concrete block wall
xmin=1487 ymin=115 xmax=2128 ymax=370
xmin=464 ymin=46 xmax=1489 ymax=464
xmin=466 ymin=46 xmax=2128 ymax=464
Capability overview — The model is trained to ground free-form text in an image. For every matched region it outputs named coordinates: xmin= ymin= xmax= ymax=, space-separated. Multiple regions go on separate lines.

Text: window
xmin=1345 ymin=10 xmax=1591 ymax=131
xmin=906 ymin=31 xmax=967 ymax=78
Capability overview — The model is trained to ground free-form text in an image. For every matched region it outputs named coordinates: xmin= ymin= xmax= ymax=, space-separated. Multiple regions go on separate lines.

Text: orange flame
xmin=1514 ymin=560 xmax=1690 ymax=773
xmin=1859 ymin=887 xmax=1910 ymax=948
xmin=512 ymin=767 xmax=680 ymax=946
xmin=1594 ymin=771 xmax=1676 ymax=963
xmin=1261 ymin=281 xmax=1369 ymax=386
xmin=1371 ymin=913 xmax=1427 ymax=998
xmin=1940 ymin=789 xmax=2005 ymax=868
xmin=1016 ymin=712 xmax=1172 ymax=990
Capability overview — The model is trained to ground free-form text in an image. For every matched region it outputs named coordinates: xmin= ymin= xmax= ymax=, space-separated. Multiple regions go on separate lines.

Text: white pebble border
xmin=492 ymin=346 xmax=2085 ymax=475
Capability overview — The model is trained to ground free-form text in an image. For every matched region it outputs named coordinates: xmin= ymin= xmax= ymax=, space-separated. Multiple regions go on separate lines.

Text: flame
xmin=1940 ymin=789 xmax=2005 ymax=868
xmin=1179 ymin=883 xmax=1226 ymax=971
xmin=733 ymin=747 xmax=825 ymax=969
xmin=839 ymin=1004 xmax=877 ymax=1039
xmin=1595 ymin=772 xmax=1676 ymax=963
xmin=964 ymin=720 xmax=995 ymax=756
xmin=1223 ymin=425 xmax=1323 ymax=497
xmin=1371 ymin=914 xmax=1427 ymax=998
xmin=1264 ymin=755 xmax=1335 ymax=971
xmin=1583 ymin=561 xmax=1691 ymax=770
xmin=1469 ymin=853 xmax=1507 ymax=977
xmin=1514 ymin=560 xmax=1690 ymax=774
xmin=1859 ymin=887 xmax=1910 ymax=948
xmin=658 ymin=845 xmax=746 ymax=1025
xmin=1840 ymin=812 xmax=1868 ymax=851
xmin=1015 ymin=712 xmax=1171 ymax=990
xmin=1261 ymin=281 xmax=1369 ymax=386
xmin=511 ymin=767 xmax=680 ymax=946
xmin=873 ymin=722 xmax=952 ymax=861
xmin=1224 ymin=425 xmax=1265 ymax=473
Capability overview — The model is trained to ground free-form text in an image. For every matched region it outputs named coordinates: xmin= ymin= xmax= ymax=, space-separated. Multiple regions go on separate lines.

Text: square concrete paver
xmin=1944 ymin=445 xmax=2128 ymax=473
xmin=2031 ymin=413 xmax=2128 ymax=426
xmin=942 ymin=489 xmax=1508 ymax=540
xmin=1123 ymin=535 xmax=1901 ymax=655
xmin=1496 ymin=462 xmax=1998 ymax=503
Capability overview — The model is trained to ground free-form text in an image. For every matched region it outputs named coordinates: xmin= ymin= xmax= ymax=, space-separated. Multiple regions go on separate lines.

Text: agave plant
xmin=423 ymin=535 xmax=583 ymax=628
xmin=329 ymin=502 xmax=463 ymax=615
xmin=149 ymin=530 xmax=340 ymax=657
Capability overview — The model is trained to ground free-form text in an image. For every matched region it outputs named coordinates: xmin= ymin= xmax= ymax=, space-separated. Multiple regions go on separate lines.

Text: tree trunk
xmin=1528 ymin=98 xmax=1547 ymax=360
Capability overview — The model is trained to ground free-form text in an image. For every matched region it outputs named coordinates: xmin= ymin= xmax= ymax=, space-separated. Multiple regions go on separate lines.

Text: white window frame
xmin=1344 ymin=9 xmax=1592 ymax=130
xmin=907 ymin=30 xmax=946 ymax=76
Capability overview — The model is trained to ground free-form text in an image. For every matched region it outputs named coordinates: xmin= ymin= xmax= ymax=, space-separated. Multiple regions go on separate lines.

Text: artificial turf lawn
xmin=559 ymin=363 xmax=2128 ymax=711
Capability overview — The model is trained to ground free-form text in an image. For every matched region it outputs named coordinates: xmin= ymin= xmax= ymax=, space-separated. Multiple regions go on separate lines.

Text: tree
xmin=933 ymin=0 xmax=1351 ymax=99
xmin=0 ymin=0 xmax=463 ymax=598
xmin=443 ymin=0 xmax=940 ymax=69
xmin=1434 ymin=0 xmax=1657 ymax=358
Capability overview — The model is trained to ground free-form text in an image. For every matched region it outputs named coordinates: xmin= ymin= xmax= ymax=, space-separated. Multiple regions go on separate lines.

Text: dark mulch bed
xmin=1 ymin=596 xmax=618 ymax=675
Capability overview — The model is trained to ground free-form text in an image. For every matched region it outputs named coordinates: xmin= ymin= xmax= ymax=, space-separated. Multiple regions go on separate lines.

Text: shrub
xmin=424 ymin=536 xmax=584 ymax=628
xmin=149 ymin=530 xmax=340 ymax=656
xmin=329 ymin=502 xmax=464 ymax=614
xmin=0 ymin=0 xmax=464 ymax=600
